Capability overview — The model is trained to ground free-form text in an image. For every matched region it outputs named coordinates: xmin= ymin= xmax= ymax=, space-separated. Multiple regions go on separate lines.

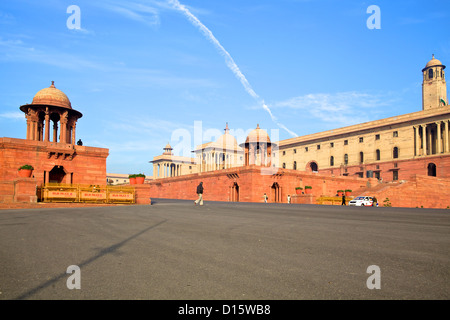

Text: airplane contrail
xmin=168 ymin=0 xmax=298 ymax=137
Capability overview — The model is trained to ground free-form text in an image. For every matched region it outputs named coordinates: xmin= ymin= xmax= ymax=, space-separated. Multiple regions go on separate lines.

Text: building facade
xmin=153 ymin=55 xmax=450 ymax=182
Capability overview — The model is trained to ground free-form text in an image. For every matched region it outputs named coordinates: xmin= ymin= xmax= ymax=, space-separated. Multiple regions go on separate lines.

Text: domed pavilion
xmin=20 ymin=81 xmax=83 ymax=144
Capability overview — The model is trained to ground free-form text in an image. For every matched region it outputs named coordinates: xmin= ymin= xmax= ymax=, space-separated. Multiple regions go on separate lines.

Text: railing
xmin=316 ymin=196 xmax=354 ymax=205
xmin=39 ymin=183 xmax=135 ymax=204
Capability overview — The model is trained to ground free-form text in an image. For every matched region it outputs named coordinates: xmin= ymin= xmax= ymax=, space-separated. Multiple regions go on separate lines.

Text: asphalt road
xmin=0 ymin=200 xmax=449 ymax=300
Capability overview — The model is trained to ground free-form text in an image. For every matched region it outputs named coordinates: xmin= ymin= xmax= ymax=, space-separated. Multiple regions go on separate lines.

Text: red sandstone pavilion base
xmin=0 ymin=82 xmax=109 ymax=204
xmin=0 ymin=137 xmax=109 ymax=203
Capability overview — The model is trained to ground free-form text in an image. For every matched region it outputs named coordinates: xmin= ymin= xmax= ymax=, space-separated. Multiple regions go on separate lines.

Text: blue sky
xmin=1 ymin=0 xmax=449 ymax=176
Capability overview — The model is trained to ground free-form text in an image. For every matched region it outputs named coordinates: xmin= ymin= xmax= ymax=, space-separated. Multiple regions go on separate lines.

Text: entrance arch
xmin=271 ymin=182 xmax=281 ymax=203
xmin=49 ymin=166 xmax=66 ymax=183
xmin=427 ymin=163 xmax=437 ymax=177
xmin=230 ymin=182 xmax=239 ymax=202
xmin=306 ymin=161 xmax=318 ymax=172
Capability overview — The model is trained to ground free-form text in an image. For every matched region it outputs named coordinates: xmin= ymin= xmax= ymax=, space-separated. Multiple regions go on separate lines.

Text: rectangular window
xmin=375 ymin=134 xmax=380 ymax=140
xmin=305 ymin=147 xmax=308 ymax=152
xmin=393 ymin=170 xmax=398 ymax=181
xmin=330 ymin=142 xmax=334 ymax=148
xmin=294 ymin=149 xmax=297 ymax=154
xmin=393 ymin=131 xmax=398 ymax=137
xmin=282 ymin=163 xmax=286 ymax=169
xmin=344 ymin=140 xmax=348 ymax=145
xmin=283 ymin=151 xmax=286 ymax=156
xmin=317 ymin=145 xmax=321 ymax=150
xmin=359 ymin=137 xmax=364 ymax=143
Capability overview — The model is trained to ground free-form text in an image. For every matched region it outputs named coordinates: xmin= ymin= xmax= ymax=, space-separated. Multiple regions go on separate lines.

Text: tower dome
xmin=422 ymin=54 xmax=446 ymax=71
xmin=31 ymin=81 xmax=72 ymax=109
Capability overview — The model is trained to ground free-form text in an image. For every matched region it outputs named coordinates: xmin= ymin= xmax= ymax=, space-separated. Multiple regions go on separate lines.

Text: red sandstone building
xmin=0 ymin=82 xmax=109 ymax=203
xmin=149 ymin=56 xmax=450 ymax=208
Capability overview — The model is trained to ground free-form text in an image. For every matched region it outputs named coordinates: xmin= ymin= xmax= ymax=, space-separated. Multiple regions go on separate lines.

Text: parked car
xmin=348 ymin=196 xmax=374 ymax=206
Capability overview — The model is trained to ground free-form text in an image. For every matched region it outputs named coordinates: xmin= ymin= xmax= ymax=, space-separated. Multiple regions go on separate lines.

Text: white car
xmin=348 ymin=196 xmax=374 ymax=206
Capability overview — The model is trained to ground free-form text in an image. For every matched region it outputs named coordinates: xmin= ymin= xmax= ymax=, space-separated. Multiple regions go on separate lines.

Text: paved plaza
xmin=0 ymin=200 xmax=449 ymax=300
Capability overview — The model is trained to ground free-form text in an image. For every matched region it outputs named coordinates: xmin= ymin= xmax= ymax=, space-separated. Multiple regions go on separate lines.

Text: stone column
xmin=60 ymin=112 xmax=68 ymax=143
xmin=445 ymin=120 xmax=449 ymax=153
xmin=44 ymin=110 xmax=50 ymax=142
xmin=26 ymin=118 xmax=31 ymax=140
xmin=71 ymin=123 xmax=76 ymax=145
xmin=53 ymin=121 xmax=58 ymax=143
xmin=414 ymin=126 xmax=420 ymax=156
xmin=421 ymin=124 xmax=427 ymax=155
xmin=436 ymin=121 xmax=442 ymax=154
xmin=249 ymin=144 xmax=256 ymax=165
xmin=32 ymin=120 xmax=38 ymax=141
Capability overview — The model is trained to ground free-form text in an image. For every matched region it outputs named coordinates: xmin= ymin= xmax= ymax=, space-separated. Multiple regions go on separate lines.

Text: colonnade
xmin=414 ymin=120 xmax=450 ymax=156
xmin=198 ymin=151 xmax=243 ymax=173
xmin=25 ymin=107 xmax=79 ymax=144
xmin=154 ymin=162 xmax=184 ymax=179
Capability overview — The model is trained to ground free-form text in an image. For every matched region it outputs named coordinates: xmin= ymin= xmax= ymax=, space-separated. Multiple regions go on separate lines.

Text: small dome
xmin=423 ymin=54 xmax=445 ymax=70
xmin=216 ymin=123 xmax=238 ymax=149
xmin=245 ymin=124 xmax=271 ymax=144
xmin=32 ymin=81 xmax=72 ymax=109
xmin=164 ymin=143 xmax=172 ymax=150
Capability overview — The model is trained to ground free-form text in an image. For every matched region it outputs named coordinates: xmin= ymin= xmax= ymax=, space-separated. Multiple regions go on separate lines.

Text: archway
xmin=231 ymin=182 xmax=239 ymax=202
xmin=427 ymin=163 xmax=437 ymax=177
xmin=307 ymin=161 xmax=318 ymax=172
xmin=271 ymin=182 xmax=281 ymax=203
xmin=49 ymin=166 xmax=66 ymax=183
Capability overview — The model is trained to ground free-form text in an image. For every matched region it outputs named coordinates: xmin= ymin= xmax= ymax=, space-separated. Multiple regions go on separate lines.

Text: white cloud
xmin=0 ymin=111 xmax=24 ymax=120
xmin=99 ymin=1 xmax=161 ymax=26
xmin=271 ymin=91 xmax=398 ymax=126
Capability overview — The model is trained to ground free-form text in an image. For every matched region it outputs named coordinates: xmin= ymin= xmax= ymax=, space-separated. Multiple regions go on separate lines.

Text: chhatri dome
xmin=31 ymin=81 xmax=72 ymax=109
xmin=19 ymin=81 xmax=82 ymax=144
xmin=245 ymin=124 xmax=271 ymax=144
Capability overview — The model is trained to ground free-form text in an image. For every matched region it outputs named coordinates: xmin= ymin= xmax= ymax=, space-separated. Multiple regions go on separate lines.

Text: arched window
xmin=344 ymin=154 xmax=348 ymax=165
xmin=393 ymin=147 xmax=399 ymax=159
xmin=427 ymin=163 xmax=436 ymax=176
xmin=428 ymin=68 xmax=434 ymax=79
xmin=360 ymin=152 xmax=364 ymax=163
xmin=376 ymin=149 xmax=380 ymax=161
xmin=310 ymin=162 xmax=318 ymax=172
xmin=330 ymin=156 xmax=334 ymax=166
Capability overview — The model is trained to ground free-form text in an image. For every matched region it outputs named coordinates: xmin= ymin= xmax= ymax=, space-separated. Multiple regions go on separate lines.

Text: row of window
xmin=282 ymin=147 xmax=400 ymax=169
xmin=282 ymin=132 xmax=399 ymax=155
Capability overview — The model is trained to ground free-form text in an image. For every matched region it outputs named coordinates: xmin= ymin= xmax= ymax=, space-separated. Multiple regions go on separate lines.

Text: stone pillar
xmin=71 ymin=123 xmax=76 ymax=145
xmin=44 ymin=111 xmax=50 ymax=142
xmin=53 ymin=121 xmax=58 ymax=142
xmin=445 ymin=120 xmax=449 ymax=153
xmin=421 ymin=124 xmax=427 ymax=155
xmin=414 ymin=126 xmax=420 ymax=156
xmin=436 ymin=121 xmax=442 ymax=154
xmin=32 ymin=120 xmax=38 ymax=141
xmin=26 ymin=118 xmax=31 ymax=140
xmin=60 ymin=112 xmax=68 ymax=144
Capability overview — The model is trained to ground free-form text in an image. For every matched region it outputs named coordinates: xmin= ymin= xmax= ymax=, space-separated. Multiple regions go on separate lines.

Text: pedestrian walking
xmin=194 ymin=182 xmax=204 ymax=206
xmin=263 ymin=193 xmax=268 ymax=203
xmin=287 ymin=194 xmax=291 ymax=204
xmin=341 ymin=194 xmax=346 ymax=205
